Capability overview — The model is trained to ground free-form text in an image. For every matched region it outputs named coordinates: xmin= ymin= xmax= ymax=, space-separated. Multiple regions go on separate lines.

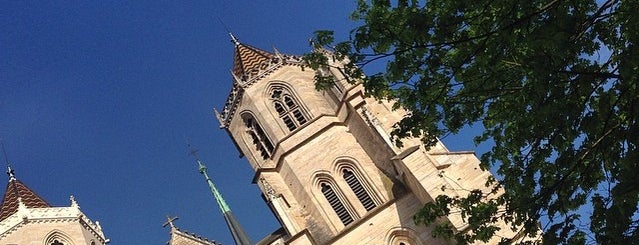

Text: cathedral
xmin=0 ymin=37 xmax=524 ymax=245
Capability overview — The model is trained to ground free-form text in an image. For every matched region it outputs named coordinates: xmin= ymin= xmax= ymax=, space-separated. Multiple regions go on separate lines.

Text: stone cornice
xmin=0 ymin=205 xmax=106 ymax=242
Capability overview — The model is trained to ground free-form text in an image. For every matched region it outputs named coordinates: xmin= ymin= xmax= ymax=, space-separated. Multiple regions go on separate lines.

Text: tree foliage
xmin=303 ymin=0 xmax=638 ymax=243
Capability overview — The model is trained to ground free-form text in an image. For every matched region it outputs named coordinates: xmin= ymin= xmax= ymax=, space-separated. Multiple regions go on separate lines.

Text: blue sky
xmin=0 ymin=1 xmax=486 ymax=244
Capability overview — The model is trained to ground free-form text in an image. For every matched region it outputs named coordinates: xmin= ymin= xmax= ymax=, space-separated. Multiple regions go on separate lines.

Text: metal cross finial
xmin=6 ymin=165 xmax=15 ymax=181
xmin=185 ymin=137 xmax=201 ymax=160
xmin=188 ymin=144 xmax=200 ymax=160
xmin=163 ymin=215 xmax=179 ymax=228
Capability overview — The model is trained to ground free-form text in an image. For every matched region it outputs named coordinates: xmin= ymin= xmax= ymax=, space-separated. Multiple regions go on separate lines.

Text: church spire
xmin=189 ymin=145 xmax=252 ymax=245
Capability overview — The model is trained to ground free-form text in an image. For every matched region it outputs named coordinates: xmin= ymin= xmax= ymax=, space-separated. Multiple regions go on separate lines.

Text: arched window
xmin=44 ymin=231 xmax=74 ymax=245
xmin=270 ymin=85 xmax=307 ymax=131
xmin=51 ymin=240 xmax=64 ymax=245
xmin=386 ymin=228 xmax=422 ymax=245
xmin=343 ymin=169 xmax=377 ymax=211
xmin=321 ymin=182 xmax=354 ymax=226
xmin=242 ymin=113 xmax=274 ymax=160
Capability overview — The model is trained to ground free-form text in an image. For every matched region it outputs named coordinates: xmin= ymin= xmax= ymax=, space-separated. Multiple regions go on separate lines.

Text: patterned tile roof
xmin=232 ymin=42 xmax=275 ymax=79
xmin=0 ymin=179 xmax=51 ymax=221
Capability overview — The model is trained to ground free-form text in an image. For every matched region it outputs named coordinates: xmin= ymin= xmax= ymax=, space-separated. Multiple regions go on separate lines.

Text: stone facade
xmin=0 ymin=39 xmax=526 ymax=245
xmin=0 ymin=173 xmax=108 ymax=245
xmin=217 ymin=42 xmax=523 ymax=245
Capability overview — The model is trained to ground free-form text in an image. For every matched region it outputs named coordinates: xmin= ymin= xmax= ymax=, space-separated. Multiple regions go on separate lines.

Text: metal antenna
xmin=1 ymin=139 xmax=10 ymax=166
xmin=214 ymin=15 xmax=239 ymax=46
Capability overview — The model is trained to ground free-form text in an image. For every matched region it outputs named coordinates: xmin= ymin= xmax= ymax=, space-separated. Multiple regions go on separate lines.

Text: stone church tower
xmin=215 ymin=37 xmax=522 ymax=245
xmin=0 ymin=167 xmax=108 ymax=245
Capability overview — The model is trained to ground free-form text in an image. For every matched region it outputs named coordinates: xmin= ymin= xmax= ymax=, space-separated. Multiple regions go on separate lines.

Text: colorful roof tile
xmin=0 ymin=177 xmax=50 ymax=221
xmin=232 ymin=42 xmax=276 ymax=79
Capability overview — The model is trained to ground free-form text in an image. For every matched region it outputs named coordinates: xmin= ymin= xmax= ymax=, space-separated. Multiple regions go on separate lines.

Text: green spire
xmin=188 ymin=144 xmax=252 ymax=245
xmin=197 ymin=159 xmax=231 ymax=213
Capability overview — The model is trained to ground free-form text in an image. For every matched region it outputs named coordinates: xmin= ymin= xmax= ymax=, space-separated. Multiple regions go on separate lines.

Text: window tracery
xmin=269 ymin=85 xmax=307 ymax=131
xmin=51 ymin=240 xmax=64 ymax=245
xmin=242 ymin=113 xmax=274 ymax=160
xmin=44 ymin=231 xmax=73 ymax=245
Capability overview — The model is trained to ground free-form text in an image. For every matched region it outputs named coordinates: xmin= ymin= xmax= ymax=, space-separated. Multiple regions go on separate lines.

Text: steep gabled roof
xmin=0 ymin=177 xmax=51 ymax=221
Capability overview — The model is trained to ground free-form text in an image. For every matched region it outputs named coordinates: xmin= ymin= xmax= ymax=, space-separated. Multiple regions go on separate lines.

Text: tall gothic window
xmin=51 ymin=240 xmax=64 ymax=245
xmin=321 ymin=182 xmax=354 ymax=226
xmin=343 ymin=169 xmax=377 ymax=211
xmin=243 ymin=113 xmax=274 ymax=160
xmin=270 ymin=86 xmax=307 ymax=131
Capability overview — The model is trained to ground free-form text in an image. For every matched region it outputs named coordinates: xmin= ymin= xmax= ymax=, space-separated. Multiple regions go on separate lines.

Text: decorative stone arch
xmin=385 ymin=227 xmax=423 ymax=245
xmin=265 ymin=82 xmax=310 ymax=132
xmin=333 ymin=157 xmax=383 ymax=210
xmin=310 ymin=171 xmax=358 ymax=229
xmin=43 ymin=230 xmax=75 ymax=245
xmin=240 ymin=111 xmax=275 ymax=161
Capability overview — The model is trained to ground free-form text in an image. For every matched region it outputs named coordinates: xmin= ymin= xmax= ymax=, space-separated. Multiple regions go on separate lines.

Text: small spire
xmin=230 ymin=69 xmax=242 ymax=83
xmin=187 ymin=144 xmax=230 ymax=213
xmin=229 ymin=33 xmax=240 ymax=46
xmin=273 ymin=47 xmax=283 ymax=59
xmin=70 ymin=195 xmax=79 ymax=208
xmin=187 ymin=143 xmax=252 ymax=245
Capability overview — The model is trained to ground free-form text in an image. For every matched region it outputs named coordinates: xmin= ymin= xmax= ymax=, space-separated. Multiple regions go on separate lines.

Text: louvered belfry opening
xmin=321 ymin=183 xmax=353 ymax=226
xmin=243 ymin=114 xmax=274 ymax=160
xmin=271 ymin=86 xmax=307 ymax=131
xmin=343 ymin=169 xmax=377 ymax=211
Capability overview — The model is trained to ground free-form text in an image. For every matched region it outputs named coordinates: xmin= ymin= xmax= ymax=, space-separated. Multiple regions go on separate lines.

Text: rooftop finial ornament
xmin=6 ymin=165 xmax=15 ymax=181
xmin=229 ymin=33 xmax=240 ymax=46
xmin=163 ymin=215 xmax=179 ymax=229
